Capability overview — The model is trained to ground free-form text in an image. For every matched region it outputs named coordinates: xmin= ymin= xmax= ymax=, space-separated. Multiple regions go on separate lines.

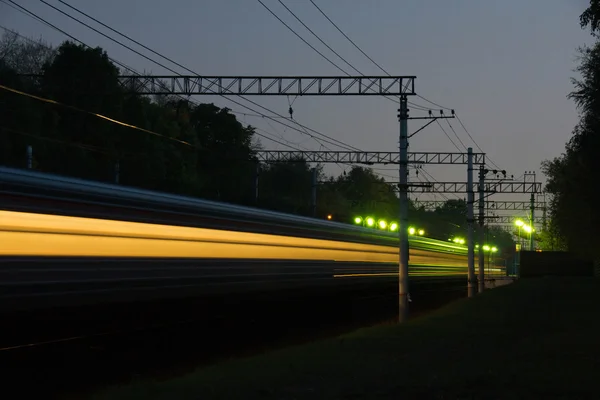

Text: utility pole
xmin=530 ymin=193 xmax=535 ymax=251
xmin=398 ymin=95 xmax=409 ymax=322
xmin=311 ymin=167 xmax=317 ymax=217
xmin=27 ymin=145 xmax=32 ymax=169
xmin=254 ymin=163 xmax=260 ymax=205
xmin=467 ymin=148 xmax=475 ymax=297
xmin=478 ymin=165 xmax=485 ymax=293
xmin=114 ymin=161 xmax=120 ymax=184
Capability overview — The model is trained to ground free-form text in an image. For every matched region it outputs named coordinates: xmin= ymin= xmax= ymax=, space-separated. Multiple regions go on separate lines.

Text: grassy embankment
xmin=94 ymin=278 xmax=600 ymax=399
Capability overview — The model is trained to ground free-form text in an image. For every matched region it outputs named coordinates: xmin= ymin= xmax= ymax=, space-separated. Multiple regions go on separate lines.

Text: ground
xmin=93 ymin=278 xmax=600 ymax=399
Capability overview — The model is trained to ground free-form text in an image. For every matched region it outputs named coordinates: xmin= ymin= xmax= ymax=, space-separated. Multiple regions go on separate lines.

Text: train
xmin=0 ymin=166 xmax=504 ymax=311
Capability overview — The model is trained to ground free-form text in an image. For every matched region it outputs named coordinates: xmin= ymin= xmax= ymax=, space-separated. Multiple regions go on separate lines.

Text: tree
xmin=541 ymin=2 xmax=600 ymax=257
xmin=259 ymin=159 xmax=321 ymax=215
xmin=0 ymin=32 xmax=55 ymax=169
xmin=332 ymin=166 xmax=399 ymax=223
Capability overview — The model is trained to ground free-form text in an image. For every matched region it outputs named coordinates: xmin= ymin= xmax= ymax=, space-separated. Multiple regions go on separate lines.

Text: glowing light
xmin=378 ymin=219 xmax=388 ymax=229
xmin=418 ymin=229 xmax=425 ymax=236
xmin=483 ymin=245 xmax=491 ymax=251
xmin=366 ymin=217 xmax=375 ymax=227
xmin=0 ymin=211 xmax=485 ymax=272
xmin=408 ymin=227 xmax=416 ymax=235
xmin=491 ymin=246 xmax=498 ymax=253
xmin=0 ymin=210 xmax=400 ymax=262
xmin=515 ymin=219 xmax=524 ymax=227
xmin=327 ymin=214 xmax=332 ymax=220
xmin=390 ymin=222 xmax=398 ymax=231
xmin=354 ymin=217 xmax=363 ymax=224
xmin=452 ymin=237 xmax=465 ymax=245
xmin=523 ymin=225 xmax=532 ymax=233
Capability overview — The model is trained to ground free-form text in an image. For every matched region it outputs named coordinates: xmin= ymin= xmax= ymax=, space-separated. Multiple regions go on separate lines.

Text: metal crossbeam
xmin=413 ymin=200 xmax=546 ymax=210
xmin=486 ymin=201 xmax=546 ymax=210
xmin=116 ymin=75 xmax=417 ymax=96
xmin=481 ymin=181 xmax=542 ymax=194
xmin=404 ymin=181 xmax=541 ymax=194
xmin=257 ymin=151 xmax=485 ymax=165
xmin=488 ymin=216 xmax=544 ymax=224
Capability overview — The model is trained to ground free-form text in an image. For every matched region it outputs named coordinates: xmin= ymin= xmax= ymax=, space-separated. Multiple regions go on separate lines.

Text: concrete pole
xmin=529 ymin=193 xmax=535 ymax=251
xmin=467 ymin=148 xmax=475 ymax=297
xmin=114 ymin=161 xmax=120 ymax=184
xmin=310 ymin=167 xmax=317 ymax=217
xmin=27 ymin=145 xmax=32 ymax=169
xmin=254 ymin=163 xmax=260 ymax=205
xmin=478 ymin=165 xmax=485 ymax=293
xmin=398 ymin=95 xmax=410 ymax=322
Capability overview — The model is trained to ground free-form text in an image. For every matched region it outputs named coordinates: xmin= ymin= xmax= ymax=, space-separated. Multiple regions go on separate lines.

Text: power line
xmin=0 ymin=83 xmax=194 ymax=147
xmin=306 ymin=0 xmax=501 ymax=167
xmin=41 ymin=0 xmax=360 ymax=152
xmin=445 ymin=119 xmax=468 ymax=151
xmin=4 ymin=1 xmax=139 ymax=77
xmin=454 ymin=113 xmax=501 ymax=170
xmin=259 ymin=0 xmax=436 ymax=113
xmin=415 ymin=94 xmax=452 ymax=111
xmin=435 ymin=119 xmax=462 ymax=152
xmin=307 ymin=0 xmax=431 ymax=112
xmin=308 ymin=0 xmax=388 ymax=76
xmin=257 ymin=0 xmax=348 ymax=76
xmin=0 ymin=29 xmax=302 ymax=153
xmin=276 ymin=0 xmax=360 ymax=76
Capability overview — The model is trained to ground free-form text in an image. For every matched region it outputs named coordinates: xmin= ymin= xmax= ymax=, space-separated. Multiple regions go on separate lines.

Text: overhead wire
xmin=454 ymin=113 xmax=502 ymax=170
xmin=0 ymin=83 xmax=194 ymax=147
xmin=307 ymin=0 xmax=431 ymax=112
xmin=435 ymin=119 xmax=462 ymax=152
xmin=445 ymin=119 xmax=468 ymax=151
xmin=3 ymin=2 xmax=402 ymax=185
xmin=307 ymin=0 xmax=504 ymax=169
xmin=265 ymin=0 xmax=433 ymax=112
xmin=36 ymin=0 xmax=359 ymax=152
xmin=1 ymin=19 xmax=302 ymax=154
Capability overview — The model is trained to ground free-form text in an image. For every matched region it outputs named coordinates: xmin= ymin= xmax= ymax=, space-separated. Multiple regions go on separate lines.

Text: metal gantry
xmin=391 ymin=181 xmax=542 ymax=194
xmin=413 ymin=200 xmax=546 ymax=211
xmin=117 ymin=75 xmax=417 ymax=96
xmin=256 ymin=150 xmax=486 ymax=165
xmin=488 ymin=216 xmax=545 ymax=224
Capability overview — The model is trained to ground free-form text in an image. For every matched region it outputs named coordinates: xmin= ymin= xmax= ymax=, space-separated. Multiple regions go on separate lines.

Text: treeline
xmin=542 ymin=1 xmax=600 ymax=257
xmin=0 ymin=32 xmax=514 ymax=252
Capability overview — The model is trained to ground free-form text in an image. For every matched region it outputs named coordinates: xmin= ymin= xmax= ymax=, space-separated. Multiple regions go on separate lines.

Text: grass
xmin=93 ymin=278 xmax=600 ymax=399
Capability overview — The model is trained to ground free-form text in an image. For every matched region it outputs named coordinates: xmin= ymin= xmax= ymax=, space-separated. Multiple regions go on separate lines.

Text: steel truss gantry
xmin=115 ymin=75 xmax=417 ymax=96
xmin=488 ymin=216 xmax=545 ymax=224
xmin=256 ymin=150 xmax=486 ymax=165
xmin=413 ymin=200 xmax=546 ymax=210
xmin=393 ymin=181 xmax=542 ymax=194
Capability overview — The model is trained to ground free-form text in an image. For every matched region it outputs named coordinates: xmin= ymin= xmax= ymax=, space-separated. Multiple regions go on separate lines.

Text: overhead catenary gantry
xmin=413 ymin=200 xmax=546 ymax=211
xmin=403 ymin=181 xmax=542 ymax=194
xmin=256 ymin=150 xmax=486 ymax=165
xmin=117 ymin=75 xmax=416 ymax=96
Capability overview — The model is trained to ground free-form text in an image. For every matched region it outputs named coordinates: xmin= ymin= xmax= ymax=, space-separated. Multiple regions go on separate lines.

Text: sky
xmin=0 ymin=0 xmax=593 ymax=224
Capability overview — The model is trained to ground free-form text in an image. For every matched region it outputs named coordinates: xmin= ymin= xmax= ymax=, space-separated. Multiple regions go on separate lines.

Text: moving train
xmin=0 ymin=166 xmax=504 ymax=311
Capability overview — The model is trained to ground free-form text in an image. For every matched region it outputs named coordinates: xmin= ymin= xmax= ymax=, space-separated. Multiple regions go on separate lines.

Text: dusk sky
xmin=1 ymin=0 xmax=592 ymax=222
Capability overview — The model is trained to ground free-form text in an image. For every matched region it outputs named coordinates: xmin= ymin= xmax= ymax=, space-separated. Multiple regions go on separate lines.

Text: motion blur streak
xmin=0 ymin=210 xmax=401 ymax=262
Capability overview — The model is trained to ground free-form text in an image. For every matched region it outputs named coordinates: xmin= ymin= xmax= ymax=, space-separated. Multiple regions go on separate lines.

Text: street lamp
xmin=378 ymin=219 xmax=388 ymax=229
xmin=418 ymin=229 xmax=425 ymax=236
xmin=354 ymin=216 xmax=363 ymax=225
xmin=408 ymin=227 xmax=416 ymax=235
xmin=366 ymin=217 xmax=375 ymax=227
xmin=390 ymin=222 xmax=398 ymax=232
